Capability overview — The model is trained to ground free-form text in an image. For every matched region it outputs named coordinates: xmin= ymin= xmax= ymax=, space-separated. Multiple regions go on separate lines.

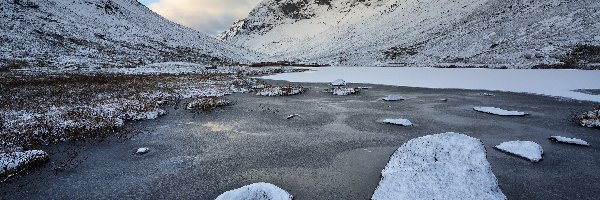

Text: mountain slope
xmin=219 ymin=0 xmax=600 ymax=68
xmin=0 ymin=0 xmax=259 ymax=69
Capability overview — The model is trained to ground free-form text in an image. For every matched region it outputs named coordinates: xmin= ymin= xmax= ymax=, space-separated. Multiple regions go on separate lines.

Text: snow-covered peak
xmin=0 ymin=0 xmax=259 ymax=69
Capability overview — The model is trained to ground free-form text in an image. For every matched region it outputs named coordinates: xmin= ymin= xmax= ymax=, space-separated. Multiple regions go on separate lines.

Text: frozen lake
xmin=262 ymin=67 xmax=600 ymax=102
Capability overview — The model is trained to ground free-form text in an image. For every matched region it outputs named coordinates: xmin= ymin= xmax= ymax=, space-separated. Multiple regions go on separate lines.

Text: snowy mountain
xmin=0 ymin=0 xmax=259 ymax=69
xmin=219 ymin=0 xmax=600 ymax=68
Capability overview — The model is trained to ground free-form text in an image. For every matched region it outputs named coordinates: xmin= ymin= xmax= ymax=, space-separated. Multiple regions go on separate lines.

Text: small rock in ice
xmin=372 ymin=132 xmax=506 ymax=200
xmin=473 ymin=107 xmax=529 ymax=116
xmin=383 ymin=118 xmax=413 ymax=126
xmin=382 ymin=95 xmax=405 ymax=101
xmin=215 ymin=182 xmax=293 ymax=200
xmin=332 ymin=87 xmax=357 ymax=96
xmin=287 ymin=114 xmax=300 ymax=119
xmin=136 ymin=147 xmax=150 ymax=155
xmin=495 ymin=141 xmax=543 ymax=162
xmin=331 ymin=79 xmax=346 ymax=86
xmin=549 ymin=136 xmax=590 ymax=146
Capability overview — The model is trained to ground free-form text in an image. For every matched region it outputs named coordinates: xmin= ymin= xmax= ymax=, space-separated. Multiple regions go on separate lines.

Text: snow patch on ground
xmin=0 ymin=150 xmax=49 ymax=176
xmin=372 ymin=132 xmax=506 ymax=200
xmin=549 ymin=136 xmax=590 ymax=146
xmin=495 ymin=141 xmax=543 ymax=162
xmin=473 ymin=107 xmax=528 ymax=116
xmin=383 ymin=119 xmax=413 ymax=126
xmin=215 ymin=182 xmax=293 ymax=200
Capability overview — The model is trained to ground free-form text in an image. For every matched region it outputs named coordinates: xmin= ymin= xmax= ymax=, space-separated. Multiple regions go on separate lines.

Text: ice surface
xmin=383 ymin=119 xmax=413 ymax=126
xmin=495 ymin=141 xmax=544 ymax=162
xmin=473 ymin=107 xmax=528 ymax=116
xmin=215 ymin=182 xmax=293 ymax=200
xmin=262 ymin=67 xmax=600 ymax=102
xmin=549 ymin=136 xmax=590 ymax=146
xmin=372 ymin=132 xmax=506 ymax=200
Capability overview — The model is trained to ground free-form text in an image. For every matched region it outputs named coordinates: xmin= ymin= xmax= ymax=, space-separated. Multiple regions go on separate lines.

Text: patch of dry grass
xmin=0 ymin=71 xmax=255 ymax=151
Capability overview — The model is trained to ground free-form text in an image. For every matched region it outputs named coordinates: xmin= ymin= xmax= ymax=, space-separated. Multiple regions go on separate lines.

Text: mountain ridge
xmin=0 ymin=0 xmax=259 ymax=69
xmin=219 ymin=0 xmax=600 ymax=68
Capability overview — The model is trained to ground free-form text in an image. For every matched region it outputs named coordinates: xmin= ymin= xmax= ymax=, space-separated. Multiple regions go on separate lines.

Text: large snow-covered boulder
xmin=1 ymin=150 xmax=49 ymax=176
xmin=215 ymin=182 xmax=293 ymax=200
xmin=372 ymin=132 xmax=506 ymax=200
xmin=495 ymin=141 xmax=543 ymax=162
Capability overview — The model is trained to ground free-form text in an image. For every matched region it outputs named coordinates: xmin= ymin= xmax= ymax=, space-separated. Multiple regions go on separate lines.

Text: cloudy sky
xmin=138 ymin=0 xmax=262 ymax=35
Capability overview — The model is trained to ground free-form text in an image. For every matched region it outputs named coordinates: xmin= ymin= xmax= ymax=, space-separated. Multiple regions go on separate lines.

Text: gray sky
xmin=139 ymin=0 xmax=262 ymax=35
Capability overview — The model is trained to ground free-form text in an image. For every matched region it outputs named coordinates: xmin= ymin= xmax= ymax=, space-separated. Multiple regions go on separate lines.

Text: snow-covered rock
xmin=372 ymin=132 xmax=506 ymax=200
xmin=549 ymin=136 xmax=590 ymax=146
xmin=0 ymin=0 xmax=258 ymax=69
xmin=382 ymin=95 xmax=405 ymax=101
xmin=215 ymin=182 xmax=293 ymax=200
xmin=382 ymin=118 xmax=413 ymax=126
xmin=286 ymin=114 xmax=300 ymax=119
xmin=1 ymin=150 xmax=49 ymax=176
xmin=331 ymin=79 xmax=346 ymax=86
xmin=221 ymin=0 xmax=600 ymax=68
xmin=136 ymin=148 xmax=150 ymax=155
xmin=495 ymin=141 xmax=543 ymax=162
xmin=473 ymin=107 xmax=529 ymax=116
xmin=332 ymin=87 xmax=356 ymax=96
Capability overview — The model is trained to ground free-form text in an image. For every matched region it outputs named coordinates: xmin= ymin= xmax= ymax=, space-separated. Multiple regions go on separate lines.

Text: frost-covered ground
xmin=0 ymin=150 xmax=49 ymax=177
xmin=0 ymin=66 xmax=301 ymax=160
xmin=262 ymin=67 xmax=600 ymax=102
xmin=372 ymin=133 xmax=506 ymax=200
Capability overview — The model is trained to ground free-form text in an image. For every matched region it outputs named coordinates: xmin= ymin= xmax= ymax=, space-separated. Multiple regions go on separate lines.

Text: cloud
xmin=148 ymin=0 xmax=262 ymax=35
